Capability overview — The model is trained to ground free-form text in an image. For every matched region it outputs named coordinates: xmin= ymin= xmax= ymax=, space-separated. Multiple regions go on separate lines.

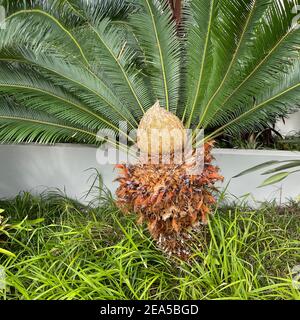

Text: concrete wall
xmin=215 ymin=148 xmax=300 ymax=204
xmin=276 ymin=110 xmax=300 ymax=135
xmin=0 ymin=144 xmax=299 ymax=204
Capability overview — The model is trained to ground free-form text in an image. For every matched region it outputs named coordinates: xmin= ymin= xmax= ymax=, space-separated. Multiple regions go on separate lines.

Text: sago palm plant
xmin=0 ymin=0 xmax=299 ymax=258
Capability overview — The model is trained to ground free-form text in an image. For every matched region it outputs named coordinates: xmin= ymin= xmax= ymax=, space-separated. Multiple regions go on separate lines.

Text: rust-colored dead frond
xmin=115 ymin=142 xmax=223 ymax=260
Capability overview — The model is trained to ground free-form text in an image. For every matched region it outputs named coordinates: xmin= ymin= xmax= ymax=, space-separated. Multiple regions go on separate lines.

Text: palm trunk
xmin=168 ymin=0 xmax=182 ymax=28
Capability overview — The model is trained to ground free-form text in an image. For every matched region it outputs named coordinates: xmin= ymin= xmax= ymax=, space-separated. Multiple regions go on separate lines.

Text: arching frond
xmin=206 ymin=60 xmax=300 ymax=140
xmin=0 ymin=17 xmax=138 ymax=129
xmin=129 ymin=0 xmax=181 ymax=112
xmin=201 ymin=0 xmax=300 ymax=131
xmin=0 ymin=0 xmax=299 ymax=149
xmin=0 ymin=62 xmax=129 ymax=135
xmin=182 ymin=0 xmax=217 ymax=127
xmin=196 ymin=0 xmax=270 ymax=128
xmin=75 ymin=19 xmax=150 ymax=117
xmin=0 ymin=97 xmax=98 ymax=144
xmin=1 ymin=0 xmax=133 ymax=26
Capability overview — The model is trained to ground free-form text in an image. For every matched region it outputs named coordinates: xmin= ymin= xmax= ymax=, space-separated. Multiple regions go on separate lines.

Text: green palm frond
xmin=0 ymin=96 xmax=98 ymax=144
xmin=234 ymin=159 xmax=300 ymax=187
xmin=1 ymin=0 xmax=133 ymax=26
xmin=73 ymin=0 xmax=137 ymax=22
xmin=0 ymin=17 xmax=138 ymax=127
xmin=74 ymin=19 xmax=149 ymax=117
xmin=196 ymin=0 xmax=270 ymax=128
xmin=0 ymin=0 xmax=299 ymax=147
xmin=129 ymin=0 xmax=181 ymax=112
xmin=202 ymin=0 xmax=300 ymax=132
xmin=0 ymin=62 xmax=125 ymax=133
xmin=206 ymin=60 xmax=300 ymax=139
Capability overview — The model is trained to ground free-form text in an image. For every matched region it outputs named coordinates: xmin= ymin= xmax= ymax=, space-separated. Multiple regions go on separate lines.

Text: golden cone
xmin=137 ymin=101 xmax=186 ymax=155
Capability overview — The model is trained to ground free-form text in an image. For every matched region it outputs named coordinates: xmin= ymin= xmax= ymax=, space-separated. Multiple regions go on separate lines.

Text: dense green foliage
xmin=0 ymin=0 xmax=299 ymax=147
xmin=0 ymin=191 xmax=299 ymax=300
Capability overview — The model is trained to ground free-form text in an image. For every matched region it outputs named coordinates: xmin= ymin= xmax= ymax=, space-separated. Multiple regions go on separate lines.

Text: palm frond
xmin=74 ymin=0 xmax=137 ymax=22
xmin=6 ymin=8 xmax=90 ymax=65
xmin=206 ymin=60 xmax=300 ymax=139
xmin=74 ymin=19 xmax=149 ymax=117
xmin=0 ymin=96 xmax=98 ymax=144
xmin=0 ymin=17 xmax=138 ymax=129
xmin=0 ymin=0 xmax=299 ymax=149
xmin=183 ymin=0 xmax=217 ymax=127
xmin=1 ymin=0 xmax=134 ymax=26
xmin=196 ymin=0 xmax=270 ymax=128
xmin=202 ymin=0 xmax=300 ymax=131
xmin=129 ymin=0 xmax=181 ymax=112
xmin=0 ymin=62 xmax=128 ymax=135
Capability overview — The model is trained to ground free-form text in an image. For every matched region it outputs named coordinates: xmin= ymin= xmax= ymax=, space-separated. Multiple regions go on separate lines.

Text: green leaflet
xmin=0 ymin=248 xmax=16 ymax=257
xmin=259 ymin=171 xmax=291 ymax=187
xmin=0 ymin=0 xmax=299 ymax=147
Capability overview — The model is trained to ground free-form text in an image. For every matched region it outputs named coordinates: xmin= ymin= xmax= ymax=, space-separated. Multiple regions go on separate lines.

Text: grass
xmin=0 ymin=190 xmax=299 ymax=300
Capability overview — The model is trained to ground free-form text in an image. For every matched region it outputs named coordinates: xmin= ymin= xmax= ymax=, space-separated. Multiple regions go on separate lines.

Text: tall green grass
xmin=0 ymin=191 xmax=299 ymax=300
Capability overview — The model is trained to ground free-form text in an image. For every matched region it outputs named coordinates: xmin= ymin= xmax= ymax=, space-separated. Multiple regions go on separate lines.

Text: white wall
xmin=0 ymin=144 xmax=116 ymax=202
xmin=215 ymin=148 xmax=300 ymax=204
xmin=0 ymin=144 xmax=299 ymax=204
xmin=276 ymin=110 xmax=300 ymax=135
